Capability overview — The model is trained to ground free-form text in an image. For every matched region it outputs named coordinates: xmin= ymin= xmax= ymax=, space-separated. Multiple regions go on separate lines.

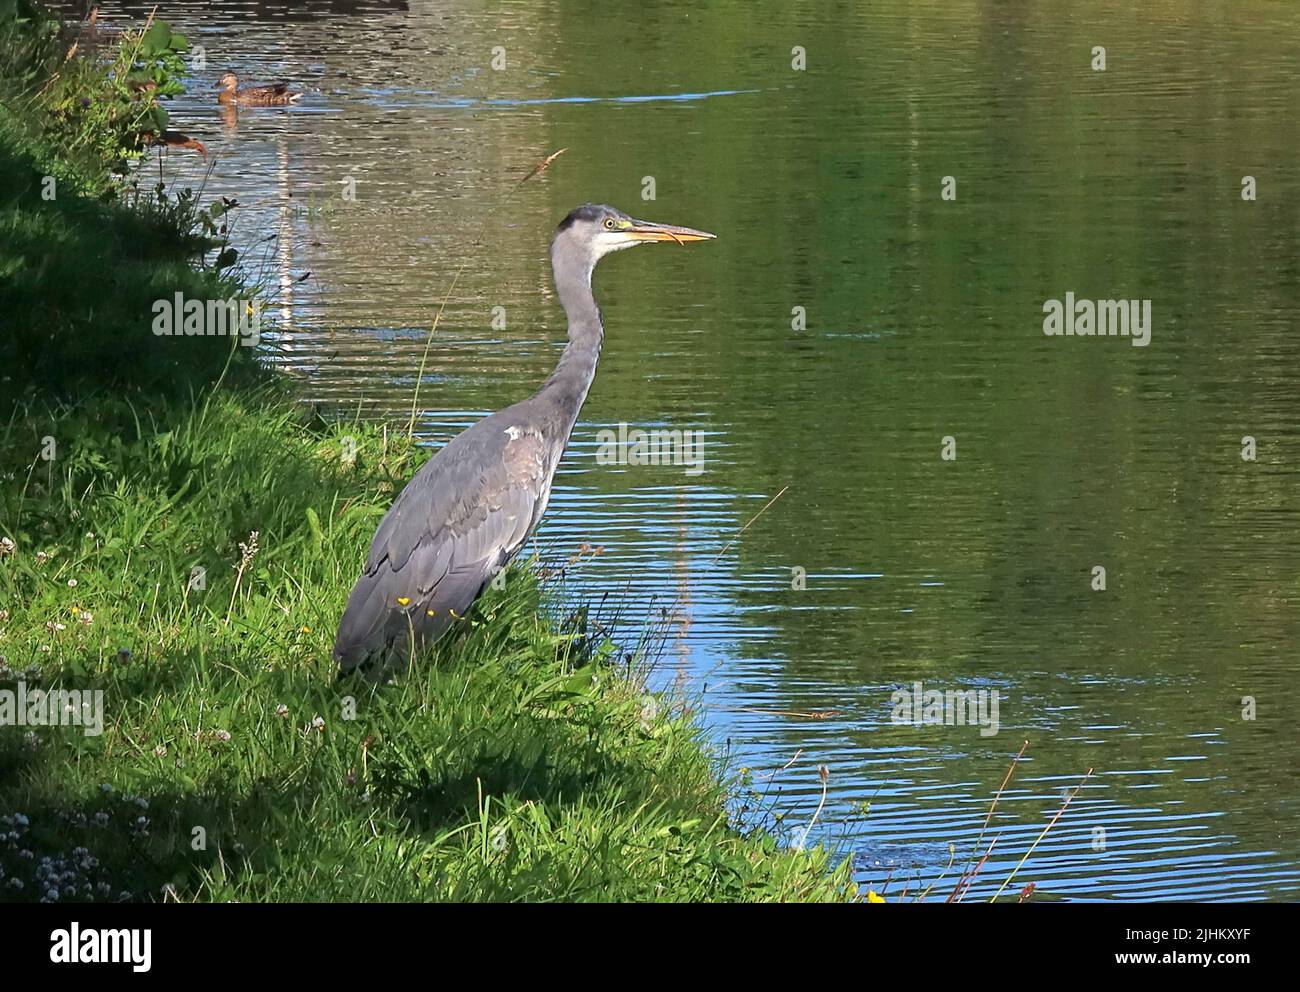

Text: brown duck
xmin=150 ymin=130 xmax=208 ymax=158
xmin=216 ymin=72 xmax=302 ymax=106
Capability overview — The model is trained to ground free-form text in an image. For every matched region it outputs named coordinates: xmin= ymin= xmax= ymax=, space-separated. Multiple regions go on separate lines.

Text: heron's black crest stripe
xmin=556 ymin=203 xmax=612 ymax=232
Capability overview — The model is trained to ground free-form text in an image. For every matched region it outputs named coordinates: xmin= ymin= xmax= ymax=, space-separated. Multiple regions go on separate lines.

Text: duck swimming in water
xmin=216 ymin=72 xmax=302 ymax=106
xmin=150 ymin=130 xmax=208 ymax=158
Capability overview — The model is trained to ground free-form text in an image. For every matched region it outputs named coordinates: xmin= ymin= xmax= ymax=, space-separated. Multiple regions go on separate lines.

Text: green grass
xmin=0 ymin=102 xmax=251 ymax=400
xmin=0 ymin=5 xmax=855 ymax=903
xmin=0 ymin=390 xmax=853 ymax=902
xmin=0 ymin=1 xmax=243 ymax=401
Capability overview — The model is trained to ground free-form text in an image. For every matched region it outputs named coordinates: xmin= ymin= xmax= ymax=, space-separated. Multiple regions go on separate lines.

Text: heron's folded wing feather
xmin=368 ymin=417 xmax=548 ymax=575
xmin=334 ymin=416 xmax=551 ymax=671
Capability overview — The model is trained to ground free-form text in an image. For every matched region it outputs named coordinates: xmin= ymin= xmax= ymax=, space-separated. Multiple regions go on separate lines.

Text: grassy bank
xmin=0 ymin=4 xmax=855 ymax=902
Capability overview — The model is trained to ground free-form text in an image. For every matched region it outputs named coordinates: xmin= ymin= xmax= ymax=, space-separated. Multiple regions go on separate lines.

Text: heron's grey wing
xmin=333 ymin=417 xmax=550 ymax=675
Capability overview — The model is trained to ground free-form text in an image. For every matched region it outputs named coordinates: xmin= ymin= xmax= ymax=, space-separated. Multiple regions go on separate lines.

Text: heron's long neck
xmin=536 ymin=246 xmax=603 ymax=438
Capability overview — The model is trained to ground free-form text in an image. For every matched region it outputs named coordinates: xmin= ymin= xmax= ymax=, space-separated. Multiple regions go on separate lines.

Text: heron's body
xmin=334 ymin=204 xmax=713 ymax=678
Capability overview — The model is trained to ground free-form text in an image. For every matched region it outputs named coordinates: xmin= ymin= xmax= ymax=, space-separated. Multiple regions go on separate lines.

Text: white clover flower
xmin=67 ymin=579 xmax=77 ymax=588
xmin=213 ymin=729 xmax=231 ymax=743
xmin=275 ymin=704 xmax=289 ymax=718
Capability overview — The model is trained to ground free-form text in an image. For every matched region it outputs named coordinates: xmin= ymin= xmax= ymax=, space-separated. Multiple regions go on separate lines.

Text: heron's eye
xmin=603 ymin=218 xmax=616 ymax=230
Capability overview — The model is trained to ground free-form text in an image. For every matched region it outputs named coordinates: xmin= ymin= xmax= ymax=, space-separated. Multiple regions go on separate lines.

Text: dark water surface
xmin=109 ymin=0 xmax=1300 ymax=900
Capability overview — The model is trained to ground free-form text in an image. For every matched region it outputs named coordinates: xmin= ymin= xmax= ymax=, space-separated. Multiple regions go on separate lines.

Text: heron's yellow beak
xmin=625 ymin=220 xmax=716 ymax=244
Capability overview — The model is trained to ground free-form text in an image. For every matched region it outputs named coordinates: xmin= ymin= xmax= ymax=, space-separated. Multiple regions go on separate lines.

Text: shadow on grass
xmin=0 ymin=119 xmax=255 ymax=402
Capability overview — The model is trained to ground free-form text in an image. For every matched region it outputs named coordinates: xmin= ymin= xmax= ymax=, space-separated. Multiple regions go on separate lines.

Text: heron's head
xmin=216 ymin=72 xmax=239 ymax=91
xmin=552 ymin=204 xmax=714 ymax=272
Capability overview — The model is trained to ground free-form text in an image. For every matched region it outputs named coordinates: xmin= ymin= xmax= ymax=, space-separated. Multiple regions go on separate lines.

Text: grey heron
xmin=334 ymin=204 xmax=715 ymax=678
